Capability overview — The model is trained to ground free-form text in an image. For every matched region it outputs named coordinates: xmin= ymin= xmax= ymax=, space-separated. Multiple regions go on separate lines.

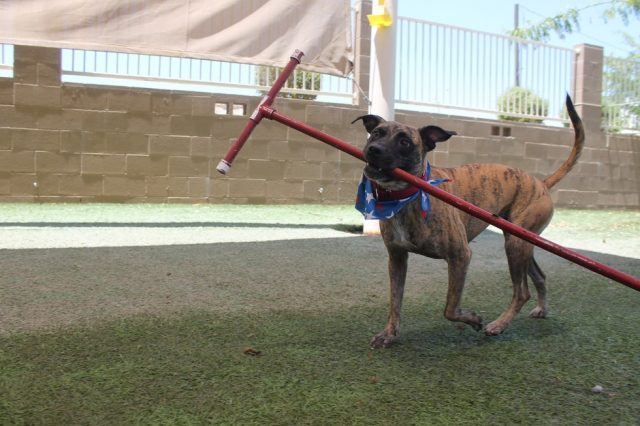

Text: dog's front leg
xmin=371 ymin=249 xmax=408 ymax=349
xmin=444 ymin=247 xmax=484 ymax=331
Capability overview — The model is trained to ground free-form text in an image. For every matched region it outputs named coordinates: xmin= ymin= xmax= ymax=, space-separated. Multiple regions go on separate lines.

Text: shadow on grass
xmin=1 ymin=301 xmax=638 ymax=425
xmin=1 ymin=232 xmax=638 ymax=424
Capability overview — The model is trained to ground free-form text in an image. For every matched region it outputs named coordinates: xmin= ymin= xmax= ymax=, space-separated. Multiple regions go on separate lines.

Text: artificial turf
xmin=0 ymin=206 xmax=638 ymax=424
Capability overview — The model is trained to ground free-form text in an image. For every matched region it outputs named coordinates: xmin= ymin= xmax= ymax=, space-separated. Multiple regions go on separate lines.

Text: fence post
xmin=369 ymin=0 xmax=397 ymax=120
xmin=353 ymin=0 xmax=372 ymax=107
xmin=572 ymin=44 xmax=604 ymax=139
xmin=13 ymin=45 xmax=61 ymax=87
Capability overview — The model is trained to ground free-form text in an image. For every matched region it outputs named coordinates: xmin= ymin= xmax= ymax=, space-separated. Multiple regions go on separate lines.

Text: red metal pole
xmin=260 ymin=105 xmax=640 ymax=293
xmin=215 ymin=50 xmax=304 ymax=174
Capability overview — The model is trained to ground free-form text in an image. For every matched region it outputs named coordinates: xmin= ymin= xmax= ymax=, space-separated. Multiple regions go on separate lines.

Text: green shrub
xmin=497 ymin=87 xmax=549 ymax=123
xmin=256 ymin=66 xmax=320 ymax=100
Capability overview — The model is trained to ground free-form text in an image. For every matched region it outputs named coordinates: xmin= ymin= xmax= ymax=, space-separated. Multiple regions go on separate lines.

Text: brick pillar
xmin=352 ymin=0 xmax=372 ymax=107
xmin=14 ymin=45 xmax=61 ymax=86
xmin=572 ymin=44 xmax=603 ymax=140
xmin=13 ymin=45 xmax=62 ymax=109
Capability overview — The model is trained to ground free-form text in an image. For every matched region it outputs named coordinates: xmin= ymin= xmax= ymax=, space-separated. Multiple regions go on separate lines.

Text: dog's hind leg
xmin=370 ymin=249 xmax=409 ymax=348
xmin=443 ymin=246 xmax=484 ymax=331
xmin=484 ymin=235 xmax=533 ymax=335
xmin=527 ymin=257 xmax=547 ymax=318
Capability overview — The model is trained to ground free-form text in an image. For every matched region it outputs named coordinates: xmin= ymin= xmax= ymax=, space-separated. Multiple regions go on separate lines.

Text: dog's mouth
xmin=364 ymin=164 xmax=410 ymax=190
xmin=364 ymin=164 xmax=390 ymax=179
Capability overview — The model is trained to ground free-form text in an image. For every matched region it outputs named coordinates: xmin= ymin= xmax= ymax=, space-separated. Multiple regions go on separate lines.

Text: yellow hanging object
xmin=368 ymin=0 xmax=392 ymax=27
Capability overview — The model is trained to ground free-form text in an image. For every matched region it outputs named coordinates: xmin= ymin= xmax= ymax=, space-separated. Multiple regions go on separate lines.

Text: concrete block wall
xmin=409 ymin=113 xmax=639 ymax=208
xmin=0 ymin=45 xmax=638 ymax=208
xmin=0 ymin=46 xmax=368 ymax=203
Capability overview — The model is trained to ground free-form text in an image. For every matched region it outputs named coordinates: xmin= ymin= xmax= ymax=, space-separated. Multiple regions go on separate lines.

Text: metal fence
xmin=602 ymin=56 xmax=640 ymax=133
xmin=395 ymin=17 xmax=573 ymax=125
xmin=3 ymin=27 xmax=640 ymax=133
xmin=61 ymin=49 xmax=353 ymax=104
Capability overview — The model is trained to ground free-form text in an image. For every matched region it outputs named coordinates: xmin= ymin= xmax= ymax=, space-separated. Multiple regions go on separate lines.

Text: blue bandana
xmin=355 ymin=163 xmax=449 ymax=222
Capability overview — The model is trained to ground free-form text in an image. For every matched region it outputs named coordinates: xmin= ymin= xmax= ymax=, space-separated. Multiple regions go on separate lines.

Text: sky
xmin=396 ymin=0 xmax=637 ymax=58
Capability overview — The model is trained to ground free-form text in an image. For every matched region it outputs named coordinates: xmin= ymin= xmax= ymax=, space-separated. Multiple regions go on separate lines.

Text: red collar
xmin=371 ymin=167 xmax=433 ymax=201
xmin=372 ymin=182 xmax=420 ymax=201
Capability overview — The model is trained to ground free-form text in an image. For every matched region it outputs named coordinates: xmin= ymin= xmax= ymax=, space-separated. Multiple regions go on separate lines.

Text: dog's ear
xmin=419 ymin=126 xmax=457 ymax=151
xmin=351 ymin=115 xmax=385 ymax=134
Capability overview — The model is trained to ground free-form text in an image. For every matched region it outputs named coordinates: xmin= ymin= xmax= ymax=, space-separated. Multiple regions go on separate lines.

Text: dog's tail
xmin=543 ymin=95 xmax=585 ymax=189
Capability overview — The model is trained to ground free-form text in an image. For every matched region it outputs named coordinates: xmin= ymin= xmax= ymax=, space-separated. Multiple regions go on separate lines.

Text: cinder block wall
xmin=0 ymin=46 xmax=367 ymax=204
xmin=0 ymin=45 xmax=638 ymax=208
xmin=412 ymin=115 xmax=640 ymax=208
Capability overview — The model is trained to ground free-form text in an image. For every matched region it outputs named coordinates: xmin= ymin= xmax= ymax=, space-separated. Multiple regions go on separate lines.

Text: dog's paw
xmin=469 ymin=321 xmax=484 ymax=332
xmin=483 ymin=321 xmax=507 ymax=336
xmin=529 ymin=306 xmax=547 ymax=318
xmin=370 ymin=332 xmax=396 ymax=349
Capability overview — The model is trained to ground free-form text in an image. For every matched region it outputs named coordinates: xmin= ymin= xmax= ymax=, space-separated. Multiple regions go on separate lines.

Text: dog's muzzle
xmin=364 ymin=143 xmax=394 ymax=169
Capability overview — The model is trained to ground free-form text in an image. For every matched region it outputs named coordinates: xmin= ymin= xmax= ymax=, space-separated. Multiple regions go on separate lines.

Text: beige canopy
xmin=0 ymin=0 xmax=353 ymax=76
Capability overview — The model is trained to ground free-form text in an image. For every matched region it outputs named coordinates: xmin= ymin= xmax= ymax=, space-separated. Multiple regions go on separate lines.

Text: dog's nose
xmin=367 ymin=144 xmax=383 ymax=158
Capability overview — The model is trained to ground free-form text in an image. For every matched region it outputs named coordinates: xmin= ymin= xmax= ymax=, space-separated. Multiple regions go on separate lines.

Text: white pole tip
xmin=216 ymin=160 xmax=231 ymax=175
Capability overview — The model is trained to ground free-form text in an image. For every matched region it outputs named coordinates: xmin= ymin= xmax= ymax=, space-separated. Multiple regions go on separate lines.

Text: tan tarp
xmin=0 ymin=0 xmax=353 ymax=76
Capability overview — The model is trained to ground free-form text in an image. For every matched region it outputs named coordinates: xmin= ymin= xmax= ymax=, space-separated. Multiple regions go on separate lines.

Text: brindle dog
xmin=353 ymin=95 xmax=584 ymax=348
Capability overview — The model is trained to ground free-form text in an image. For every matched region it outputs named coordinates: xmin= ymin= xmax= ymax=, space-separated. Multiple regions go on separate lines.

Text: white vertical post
xmin=369 ymin=0 xmax=397 ymax=120
xmin=363 ymin=0 xmax=397 ymax=236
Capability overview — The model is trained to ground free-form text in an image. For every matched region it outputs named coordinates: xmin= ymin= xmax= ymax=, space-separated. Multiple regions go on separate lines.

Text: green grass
xmin=0 ymin=206 xmax=639 ymax=424
xmin=1 ymin=296 xmax=638 ymax=425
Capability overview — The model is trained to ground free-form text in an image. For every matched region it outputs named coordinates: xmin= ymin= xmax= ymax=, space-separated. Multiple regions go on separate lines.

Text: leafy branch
xmin=510 ymin=0 xmax=640 ymax=42
xmin=511 ymin=8 xmax=581 ymax=41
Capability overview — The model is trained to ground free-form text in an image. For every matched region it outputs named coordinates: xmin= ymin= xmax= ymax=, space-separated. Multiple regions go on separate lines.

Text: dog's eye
xmin=370 ymin=128 xmax=381 ymax=138
xmin=398 ymin=138 xmax=412 ymax=148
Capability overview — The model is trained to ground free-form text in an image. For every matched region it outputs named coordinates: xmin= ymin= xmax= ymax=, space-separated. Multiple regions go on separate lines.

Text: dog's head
xmin=352 ymin=115 xmax=456 ymax=189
